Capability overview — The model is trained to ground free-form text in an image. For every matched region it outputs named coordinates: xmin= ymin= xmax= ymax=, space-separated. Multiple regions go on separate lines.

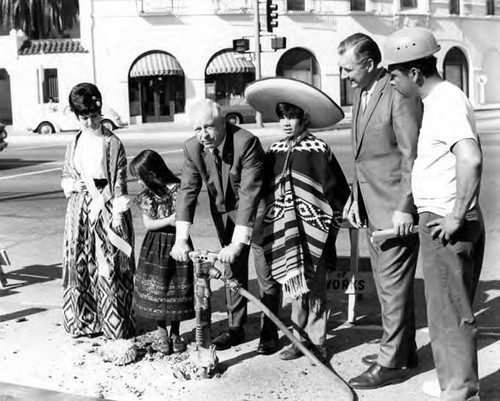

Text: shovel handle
xmin=371 ymin=226 xmax=419 ymax=244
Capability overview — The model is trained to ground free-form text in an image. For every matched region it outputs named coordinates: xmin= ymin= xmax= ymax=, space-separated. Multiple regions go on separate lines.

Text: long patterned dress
xmin=133 ymin=185 xmax=195 ymax=322
xmin=61 ymin=128 xmax=135 ymax=339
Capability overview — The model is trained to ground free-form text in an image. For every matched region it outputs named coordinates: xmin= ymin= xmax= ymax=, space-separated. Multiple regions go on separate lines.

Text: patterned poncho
xmin=262 ymin=132 xmax=350 ymax=299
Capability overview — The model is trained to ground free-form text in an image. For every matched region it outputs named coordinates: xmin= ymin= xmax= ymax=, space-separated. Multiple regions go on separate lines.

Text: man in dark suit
xmin=337 ymin=33 xmax=422 ymax=389
xmin=171 ymin=98 xmax=265 ymax=350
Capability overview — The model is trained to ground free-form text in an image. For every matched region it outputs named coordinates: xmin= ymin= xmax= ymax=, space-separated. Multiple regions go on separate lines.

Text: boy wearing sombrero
xmin=246 ymin=78 xmax=350 ymax=361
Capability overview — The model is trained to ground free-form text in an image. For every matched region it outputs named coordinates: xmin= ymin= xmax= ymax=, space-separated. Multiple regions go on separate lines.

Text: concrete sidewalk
xmin=1 ymin=216 xmax=500 ymax=400
xmin=0 ymin=382 xmax=109 ymax=401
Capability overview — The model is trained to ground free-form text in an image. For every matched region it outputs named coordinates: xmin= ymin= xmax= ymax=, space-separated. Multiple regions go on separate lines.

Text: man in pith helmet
xmin=386 ymin=27 xmax=484 ymax=400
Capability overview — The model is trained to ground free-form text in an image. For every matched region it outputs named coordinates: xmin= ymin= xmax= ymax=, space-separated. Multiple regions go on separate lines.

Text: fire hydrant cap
xmin=384 ymin=27 xmax=441 ymax=65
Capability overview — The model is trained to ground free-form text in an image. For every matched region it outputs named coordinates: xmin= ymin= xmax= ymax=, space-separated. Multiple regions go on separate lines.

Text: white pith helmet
xmin=384 ymin=27 xmax=441 ymax=65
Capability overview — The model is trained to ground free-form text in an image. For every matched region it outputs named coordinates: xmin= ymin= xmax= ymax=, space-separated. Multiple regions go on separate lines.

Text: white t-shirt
xmin=411 ymin=80 xmax=478 ymax=216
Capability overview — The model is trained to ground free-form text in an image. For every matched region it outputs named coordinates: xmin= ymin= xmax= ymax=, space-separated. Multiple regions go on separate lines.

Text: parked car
xmin=221 ymin=101 xmax=257 ymax=125
xmin=0 ymin=123 xmax=8 ymax=152
xmin=27 ymin=104 xmax=127 ymax=134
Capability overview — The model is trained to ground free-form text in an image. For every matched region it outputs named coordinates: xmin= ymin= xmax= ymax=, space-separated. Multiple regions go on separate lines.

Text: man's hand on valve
xmin=170 ymin=240 xmax=192 ymax=262
xmin=218 ymin=242 xmax=244 ymax=264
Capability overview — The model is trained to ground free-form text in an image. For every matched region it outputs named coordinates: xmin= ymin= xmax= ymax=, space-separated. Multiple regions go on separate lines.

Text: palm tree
xmin=0 ymin=0 xmax=79 ymax=39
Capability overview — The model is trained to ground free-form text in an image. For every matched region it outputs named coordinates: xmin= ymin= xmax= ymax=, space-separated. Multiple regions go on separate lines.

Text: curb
xmin=5 ymin=122 xmax=352 ymax=147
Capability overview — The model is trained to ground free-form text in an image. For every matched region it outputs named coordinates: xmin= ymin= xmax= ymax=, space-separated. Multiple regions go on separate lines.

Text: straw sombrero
xmin=245 ymin=77 xmax=344 ymax=129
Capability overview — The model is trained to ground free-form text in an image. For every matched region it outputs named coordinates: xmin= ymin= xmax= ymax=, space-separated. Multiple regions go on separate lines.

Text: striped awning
xmin=206 ymin=51 xmax=255 ymax=75
xmin=130 ymin=52 xmax=183 ymax=77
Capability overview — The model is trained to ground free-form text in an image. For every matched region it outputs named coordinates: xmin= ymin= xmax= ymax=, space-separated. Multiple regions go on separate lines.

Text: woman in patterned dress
xmin=130 ymin=150 xmax=194 ymax=354
xmin=61 ymin=83 xmax=135 ymax=340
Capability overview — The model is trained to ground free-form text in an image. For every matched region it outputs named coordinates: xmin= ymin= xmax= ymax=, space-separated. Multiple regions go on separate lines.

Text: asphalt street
xmin=1 ymin=116 xmax=500 ymax=400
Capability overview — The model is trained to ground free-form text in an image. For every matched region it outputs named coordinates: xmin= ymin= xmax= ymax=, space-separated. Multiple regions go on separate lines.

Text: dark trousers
xmin=367 ymin=226 xmax=419 ymax=368
xmin=212 ymin=208 xmax=249 ymax=330
xmin=252 ymin=243 xmax=280 ymax=342
xmin=290 ymin=253 xmax=330 ymax=346
xmin=419 ymin=209 xmax=484 ymax=401
xmin=225 ymin=244 xmax=249 ymax=329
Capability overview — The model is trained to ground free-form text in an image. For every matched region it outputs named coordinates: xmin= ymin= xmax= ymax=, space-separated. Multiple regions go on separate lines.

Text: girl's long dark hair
xmin=129 ymin=150 xmax=180 ymax=197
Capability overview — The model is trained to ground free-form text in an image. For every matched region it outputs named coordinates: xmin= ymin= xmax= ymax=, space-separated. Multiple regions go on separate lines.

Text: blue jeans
xmin=419 ymin=208 xmax=484 ymax=401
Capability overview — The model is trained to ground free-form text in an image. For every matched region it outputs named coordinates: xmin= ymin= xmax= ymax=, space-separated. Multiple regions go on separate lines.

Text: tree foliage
xmin=0 ymin=0 xmax=79 ymax=39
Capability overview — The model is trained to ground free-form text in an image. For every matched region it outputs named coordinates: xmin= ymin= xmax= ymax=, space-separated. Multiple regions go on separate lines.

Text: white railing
xmin=213 ymin=0 xmax=253 ymax=14
xmin=136 ymin=0 xmax=179 ymax=14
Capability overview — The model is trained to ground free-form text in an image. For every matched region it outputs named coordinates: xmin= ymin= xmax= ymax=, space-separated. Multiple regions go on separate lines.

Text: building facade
xmin=1 ymin=0 xmax=499 ymax=129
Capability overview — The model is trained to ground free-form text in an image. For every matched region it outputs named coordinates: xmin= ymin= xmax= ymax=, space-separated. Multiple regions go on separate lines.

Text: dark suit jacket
xmin=176 ymin=123 xmax=265 ymax=245
xmin=352 ymin=69 xmax=422 ymax=230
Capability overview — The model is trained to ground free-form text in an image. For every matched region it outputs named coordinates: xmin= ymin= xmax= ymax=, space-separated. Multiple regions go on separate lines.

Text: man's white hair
xmin=187 ymin=98 xmax=222 ymax=123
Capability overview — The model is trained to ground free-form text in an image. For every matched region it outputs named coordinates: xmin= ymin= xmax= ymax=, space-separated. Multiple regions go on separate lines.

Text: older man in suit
xmin=337 ymin=33 xmax=422 ymax=389
xmin=171 ymin=99 xmax=265 ymax=350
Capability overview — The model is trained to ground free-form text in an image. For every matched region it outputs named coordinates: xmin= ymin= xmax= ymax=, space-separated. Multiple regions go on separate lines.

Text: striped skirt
xmin=134 ymin=228 xmax=195 ymax=322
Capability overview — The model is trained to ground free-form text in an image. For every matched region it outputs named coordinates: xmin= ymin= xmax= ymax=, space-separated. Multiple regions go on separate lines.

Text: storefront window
xmin=276 ymin=47 xmax=321 ymax=89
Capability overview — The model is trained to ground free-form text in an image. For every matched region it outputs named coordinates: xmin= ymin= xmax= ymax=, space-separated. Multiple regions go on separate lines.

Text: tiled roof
xmin=19 ymin=39 xmax=87 ymax=55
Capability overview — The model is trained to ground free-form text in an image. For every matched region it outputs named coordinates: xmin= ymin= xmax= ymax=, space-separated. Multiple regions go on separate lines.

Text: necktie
xmin=361 ymin=91 xmax=369 ymax=114
xmin=212 ymin=148 xmax=225 ymax=213
xmin=213 ymin=148 xmax=222 ymax=179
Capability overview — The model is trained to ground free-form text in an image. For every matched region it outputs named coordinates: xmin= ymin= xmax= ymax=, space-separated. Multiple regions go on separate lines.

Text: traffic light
xmin=265 ymin=0 xmax=278 ymax=33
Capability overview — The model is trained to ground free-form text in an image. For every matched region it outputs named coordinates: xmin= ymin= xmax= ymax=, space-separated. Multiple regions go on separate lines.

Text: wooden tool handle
xmin=371 ymin=226 xmax=419 ymax=244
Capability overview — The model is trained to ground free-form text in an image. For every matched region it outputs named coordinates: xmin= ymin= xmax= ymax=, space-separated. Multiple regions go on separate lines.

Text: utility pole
xmin=253 ymin=0 xmax=263 ymax=127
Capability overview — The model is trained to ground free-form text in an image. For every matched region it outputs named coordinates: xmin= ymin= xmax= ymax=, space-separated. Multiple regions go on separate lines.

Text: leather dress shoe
xmin=361 ymin=353 xmax=419 ymax=369
xmin=279 ymin=344 xmax=303 ymax=361
xmin=348 ymin=363 xmax=410 ymax=389
xmin=256 ymin=338 xmax=280 ymax=355
xmin=212 ymin=328 xmax=245 ymax=351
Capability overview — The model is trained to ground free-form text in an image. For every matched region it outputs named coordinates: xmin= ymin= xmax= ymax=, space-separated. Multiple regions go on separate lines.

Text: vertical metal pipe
xmin=254 ymin=0 xmax=263 ymax=127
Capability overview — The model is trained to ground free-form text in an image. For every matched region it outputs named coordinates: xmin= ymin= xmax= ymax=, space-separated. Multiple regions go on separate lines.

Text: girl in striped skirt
xmin=130 ymin=150 xmax=195 ymax=354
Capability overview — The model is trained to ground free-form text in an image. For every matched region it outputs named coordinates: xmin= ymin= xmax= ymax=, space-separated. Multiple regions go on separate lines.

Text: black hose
xmin=238 ymin=287 xmax=356 ymax=401
xmin=188 ymin=251 xmax=355 ymax=400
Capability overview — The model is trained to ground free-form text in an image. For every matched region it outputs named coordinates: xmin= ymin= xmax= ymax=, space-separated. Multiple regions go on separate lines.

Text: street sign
xmin=326 ymin=271 xmax=375 ymax=295
xmin=271 ymin=36 xmax=286 ymax=50
xmin=233 ymin=38 xmax=250 ymax=53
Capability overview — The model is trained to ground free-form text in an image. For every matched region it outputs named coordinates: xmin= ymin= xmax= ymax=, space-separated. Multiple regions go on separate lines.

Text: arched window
xmin=351 ymin=0 xmax=366 ymax=11
xmin=276 ymin=47 xmax=321 ymax=89
xmin=204 ymin=50 xmax=255 ymax=106
xmin=443 ymin=47 xmax=469 ymax=96
xmin=486 ymin=0 xmax=495 ymax=15
xmin=450 ymin=0 xmax=460 ymax=14
xmin=128 ymin=51 xmax=185 ymax=123
xmin=0 ymin=69 xmax=12 ymax=124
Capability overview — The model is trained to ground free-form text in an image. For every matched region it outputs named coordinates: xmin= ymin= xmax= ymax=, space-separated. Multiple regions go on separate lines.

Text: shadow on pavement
xmin=480 ymin=369 xmax=500 ymax=400
xmin=0 ymin=307 xmax=47 ymax=323
xmin=0 ymin=264 xmax=61 ymax=298
xmin=0 ymin=190 xmax=64 ymax=202
xmin=0 ymin=158 xmax=53 ymax=171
